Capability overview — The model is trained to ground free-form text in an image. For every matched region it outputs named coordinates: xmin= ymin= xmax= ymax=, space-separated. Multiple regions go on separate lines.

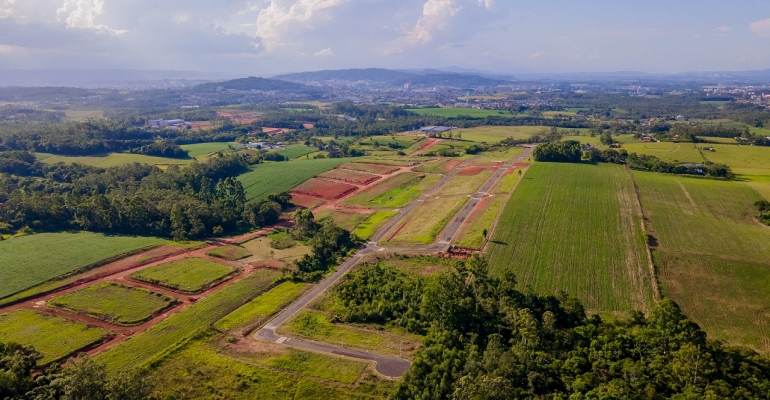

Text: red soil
xmin=458 ymin=166 xmax=486 ymax=176
xmin=411 ymin=138 xmax=442 ymax=156
xmin=291 ymin=178 xmax=358 ymax=200
xmin=320 ymin=169 xmax=381 ymax=185
xmin=441 ymin=160 xmax=463 ymax=172
xmin=512 ymin=162 xmax=531 ymax=168
xmin=290 ymin=194 xmax=327 ymax=209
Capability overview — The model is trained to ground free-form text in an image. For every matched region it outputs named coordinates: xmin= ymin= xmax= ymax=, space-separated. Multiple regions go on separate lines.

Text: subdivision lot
xmin=130 ymin=257 xmax=237 ymax=294
xmin=342 ymin=172 xmax=440 ymax=208
xmin=386 ymin=197 xmax=468 ymax=245
xmin=340 ymin=162 xmax=400 ymax=175
xmin=290 ymin=194 xmax=326 ymax=209
xmin=353 ymin=211 xmax=398 ymax=239
xmin=0 ymin=232 xmax=167 ymax=300
xmin=319 ymin=169 xmax=380 ymax=184
xmin=314 ymin=209 xmax=373 ymax=231
xmin=454 ymin=196 xmax=507 ymax=249
xmin=206 ymin=245 xmax=252 ymax=261
xmin=240 ymin=237 xmax=311 ymax=264
xmin=493 ymin=168 xmax=522 ymax=194
xmin=434 ymin=167 xmax=493 ymax=196
xmin=634 ymin=171 xmax=770 ymax=353
xmin=215 ymin=281 xmax=307 ymax=332
xmin=292 ymin=178 xmax=358 ymax=200
xmin=48 ymin=282 xmax=177 ymax=326
xmin=238 ymin=158 xmax=354 ymax=202
xmin=0 ymin=309 xmax=109 ymax=364
xmin=487 ymin=162 xmax=654 ymax=314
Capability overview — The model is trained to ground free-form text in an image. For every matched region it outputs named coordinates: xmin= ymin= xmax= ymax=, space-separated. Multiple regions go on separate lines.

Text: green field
xmin=434 ymin=168 xmax=493 ymax=196
xmin=41 ymin=153 xmax=191 ymax=168
xmin=206 ymin=245 xmax=252 ymax=261
xmin=452 ymin=126 xmax=557 ymax=143
xmin=342 ymin=172 xmax=440 ymax=208
xmin=353 ymin=211 xmax=398 ymax=239
xmin=407 ymin=108 xmax=517 ymax=118
xmin=215 ymin=281 xmax=306 ymax=331
xmin=634 ymin=171 xmax=770 ymax=353
xmin=240 ymin=237 xmax=312 ymax=264
xmin=493 ymin=169 xmax=523 ymax=194
xmin=0 ymin=309 xmax=109 ymax=364
xmin=314 ymin=209 xmax=373 ymax=231
xmin=387 ymin=197 xmax=467 ymax=245
xmin=699 ymin=144 xmax=770 ymax=177
xmin=48 ymin=282 xmax=176 ymax=326
xmin=487 ymin=163 xmax=654 ymax=314
xmin=455 ymin=196 xmax=507 ymax=249
xmin=96 ymin=269 xmax=281 ymax=370
xmin=180 ymin=142 xmax=235 ymax=158
xmin=130 ymin=257 xmax=237 ymax=294
xmin=621 ymin=142 xmax=704 ymax=163
xmin=238 ymin=158 xmax=354 ymax=202
xmin=274 ymin=145 xmax=318 ymax=159
xmin=0 ymin=232 xmax=166 ymax=300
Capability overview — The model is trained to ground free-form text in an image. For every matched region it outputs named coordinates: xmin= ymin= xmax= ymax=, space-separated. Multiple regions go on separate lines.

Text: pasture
xmin=621 ymin=142 xmax=704 ymax=163
xmin=215 ymin=281 xmax=307 ymax=331
xmin=486 ymin=163 xmax=654 ymax=314
xmin=130 ymin=257 xmax=237 ymax=294
xmin=240 ymin=237 xmax=311 ymax=264
xmin=407 ymin=107 xmax=517 ymax=118
xmin=0 ymin=232 xmax=166 ymax=300
xmin=274 ymin=145 xmax=318 ymax=159
xmin=353 ymin=211 xmax=398 ymax=239
xmin=41 ymin=153 xmax=191 ymax=168
xmin=48 ymin=282 xmax=177 ymax=326
xmin=314 ymin=209 xmax=373 ymax=231
xmin=206 ymin=245 xmax=252 ymax=261
xmin=342 ymin=172 xmax=440 ymax=208
xmin=238 ymin=158 xmax=353 ymax=202
xmin=633 ymin=171 xmax=770 ymax=352
xmin=454 ymin=196 xmax=507 ymax=249
xmin=0 ymin=309 xmax=109 ymax=364
xmin=386 ymin=197 xmax=467 ymax=245
xmin=96 ymin=269 xmax=281 ymax=370
xmin=180 ymin=142 xmax=235 ymax=158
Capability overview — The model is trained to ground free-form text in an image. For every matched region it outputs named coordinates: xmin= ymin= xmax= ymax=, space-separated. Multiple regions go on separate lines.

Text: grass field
xmin=455 ymin=196 xmax=507 ymax=248
xmin=342 ymin=172 xmax=440 ymax=208
xmin=0 ymin=309 xmax=109 ymax=364
xmin=487 ymin=163 xmax=654 ymax=314
xmin=479 ymin=146 xmax=525 ymax=161
xmin=353 ymin=211 xmax=398 ymax=239
xmin=387 ymin=197 xmax=467 ymax=245
xmin=42 ymin=153 xmax=191 ymax=168
xmin=48 ymin=282 xmax=176 ymax=326
xmin=621 ymin=142 xmax=704 ymax=163
xmin=493 ymin=169 xmax=522 ymax=194
xmin=96 ymin=269 xmax=281 ymax=370
xmin=452 ymin=126 xmax=553 ymax=143
xmin=130 ymin=257 xmax=237 ymax=294
xmin=362 ymin=255 xmax=457 ymax=276
xmin=0 ymin=232 xmax=166 ymax=300
xmin=314 ymin=209 xmax=373 ymax=231
xmin=206 ymin=245 xmax=252 ymax=261
xmin=215 ymin=281 xmax=306 ymax=331
xmin=407 ymin=108 xmax=517 ymax=118
xmin=274 ymin=145 xmax=318 ymax=159
xmin=238 ymin=158 xmax=354 ymax=202
xmin=180 ymin=142 xmax=235 ymax=158
xmin=240 ymin=237 xmax=312 ymax=264
xmin=434 ymin=168 xmax=493 ymax=196
xmin=633 ymin=171 xmax=770 ymax=352
xmin=699 ymin=144 xmax=770 ymax=177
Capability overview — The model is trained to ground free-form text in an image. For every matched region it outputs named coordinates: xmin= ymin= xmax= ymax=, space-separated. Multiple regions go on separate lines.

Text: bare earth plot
xmin=342 ymin=172 xmax=440 ymax=209
xmin=487 ymin=162 xmax=654 ymax=314
xmin=434 ymin=167 xmax=494 ymax=196
xmin=634 ymin=171 xmax=770 ymax=353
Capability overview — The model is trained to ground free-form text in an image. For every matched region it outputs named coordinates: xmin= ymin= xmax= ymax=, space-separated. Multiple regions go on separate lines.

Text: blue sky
xmin=0 ymin=0 xmax=768 ymax=75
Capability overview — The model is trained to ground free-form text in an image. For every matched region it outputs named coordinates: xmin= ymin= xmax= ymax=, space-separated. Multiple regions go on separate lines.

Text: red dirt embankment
xmin=411 ymin=138 xmax=442 ymax=156
xmin=458 ymin=166 xmax=485 ymax=176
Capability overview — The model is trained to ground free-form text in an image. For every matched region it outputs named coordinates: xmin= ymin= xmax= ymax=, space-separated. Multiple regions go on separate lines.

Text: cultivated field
xmin=41 ymin=153 xmax=191 ymax=168
xmin=206 ymin=245 xmax=252 ymax=261
xmin=342 ymin=172 xmax=440 ymax=208
xmin=487 ymin=162 xmax=654 ymax=314
xmin=407 ymin=107 xmax=517 ymax=118
xmin=215 ymin=281 xmax=307 ymax=331
xmin=386 ymin=197 xmax=468 ymax=245
xmin=353 ymin=211 xmax=398 ymax=239
xmin=434 ymin=167 xmax=493 ymax=196
xmin=0 ymin=232 xmax=166 ymax=300
xmin=633 ymin=171 xmax=770 ymax=352
xmin=0 ymin=309 xmax=109 ymax=364
xmin=238 ymin=158 xmax=354 ymax=201
xmin=340 ymin=162 xmax=401 ymax=175
xmin=291 ymin=178 xmax=358 ymax=200
xmin=454 ymin=196 xmax=507 ymax=249
xmin=274 ymin=145 xmax=318 ymax=159
xmin=48 ymin=282 xmax=177 ymax=326
xmin=621 ymin=142 xmax=704 ymax=163
xmin=180 ymin=142 xmax=235 ymax=158
xmin=130 ymin=257 xmax=237 ymax=294
xmin=318 ymin=169 xmax=380 ymax=184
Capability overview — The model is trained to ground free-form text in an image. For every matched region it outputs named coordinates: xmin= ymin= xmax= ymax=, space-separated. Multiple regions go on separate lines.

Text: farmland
xmin=339 ymin=162 xmax=401 ymax=175
xmin=215 ymin=281 xmax=307 ymax=331
xmin=353 ymin=211 xmax=398 ymax=239
xmin=0 ymin=232 xmax=167 ymax=300
xmin=237 ymin=158 xmax=354 ymax=201
xmin=0 ymin=309 xmax=109 ymax=364
xmin=487 ymin=162 xmax=654 ymax=314
xmin=434 ymin=167 xmax=493 ymax=196
xmin=407 ymin=107 xmax=517 ymax=118
xmin=386 ymin=196 xmax=468 ymax=245
xmin=48 ymin=282 xmax=177 ymax=326
xmin=452 ymin=126 xmax=555 ymax=143
xmin=41 ymin=153 xmax=191 ymax=168
xmin=319 ymin=168 xmax=380 ymax=184
xmin=180 ymin=142 xmax=235 ymax=158
xmin=292 ymin=178 xmax=358 ymax=200
xmin=454 ymin=196 xmax=507 ymax=249
xmin=274 ymin=144 xmax=318 ymax=159
xmin=342 ymin=172 xmax=440 ymax=208
xmin=130 ymin=257 xmax=237 ymax=294
xmin=633 ymin=171 xmax=770 ymax=352
xmin=96 ymin=269 xmax=281 ymax=370
xmin=206 ymin=245 xmax=252 ymax=260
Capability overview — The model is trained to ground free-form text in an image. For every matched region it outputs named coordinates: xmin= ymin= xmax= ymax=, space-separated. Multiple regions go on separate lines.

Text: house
xmin=149 ymin=119 xmax=186 ymax=128
xmin=582 ymin=144 xmax=597 ymax=151
xmin=676 ymin=115 xmax=686 ymax=120
xmin=419 ymin=126 xmax=455 ymax=133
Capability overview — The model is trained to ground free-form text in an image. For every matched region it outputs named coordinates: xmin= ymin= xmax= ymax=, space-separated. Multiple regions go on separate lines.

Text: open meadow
xmin=238 ymin=158 xmax=354 ymax=201
xmin=41 ymin=153 xmax=191 ymax=168
xmin=0 ymin=232 xmax=167 ymax=300
xmin=314 ymin=209 xmax=373 ymax=231
xmin=486 ymin=162 xmax=654 ymax=314
xmin=215 ymin=281 xmax=307 ymax=331
xmin=180 ymin=142 xmax=235 ymax=158
xmin=240 ymin=237 xmax=311 ymax=264
xmin=130 ymin=257 xmax=237 ymax=294
xmin=452 ymin=126 xmax=557 ymax=143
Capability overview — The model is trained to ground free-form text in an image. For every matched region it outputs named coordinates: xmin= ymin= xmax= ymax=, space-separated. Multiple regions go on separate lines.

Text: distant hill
xmin=0 ymin=87 xmax=94 ymax=102
xmin=274 ymin=68 xmax=515 ymax=88
xmin=193 ymin=77 xmax=309 ymax=92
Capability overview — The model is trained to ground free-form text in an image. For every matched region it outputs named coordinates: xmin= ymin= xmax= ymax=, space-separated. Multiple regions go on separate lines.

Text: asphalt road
xmin=255 ymin=146 xmax=534 ymax=378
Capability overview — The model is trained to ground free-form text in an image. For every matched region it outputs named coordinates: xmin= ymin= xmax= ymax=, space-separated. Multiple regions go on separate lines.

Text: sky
xmin=0 ymin=0 xmax=769 ymax=76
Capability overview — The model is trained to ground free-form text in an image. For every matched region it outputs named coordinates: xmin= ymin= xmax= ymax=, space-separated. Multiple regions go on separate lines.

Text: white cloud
xmin=56 ymin=0 xmax=126 ymax=35
xmin=313 ymin=46 xmax=333 ymax=56
xmin=255 ymin=0 xmax=349 ymax=52
xmin=477 ymin=0 xmax=493 ymax=9
xmin=749 ymin=18 xmax=770 ymax=38
xmin=0 ymin=0 xmax=15 ymax=19
xmin=407 ymin=0 xmax=462 ymax=45
xmin=0 ymin=44 xmax=13 ymax=52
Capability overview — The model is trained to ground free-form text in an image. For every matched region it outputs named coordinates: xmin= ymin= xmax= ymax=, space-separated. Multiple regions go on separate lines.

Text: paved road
xmin=255 ymin=147 xmax=534 ymax=378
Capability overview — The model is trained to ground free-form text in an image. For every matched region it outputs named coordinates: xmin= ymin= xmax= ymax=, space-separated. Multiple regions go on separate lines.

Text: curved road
xmin=255 ymin=146 xmax=534 ymax=378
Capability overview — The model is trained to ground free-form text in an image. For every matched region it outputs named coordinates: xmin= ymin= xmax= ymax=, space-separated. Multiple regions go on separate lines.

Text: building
xmin=149 ymin=119 xmax=186 ymax=128
xmin=418 ymin=126 xmax=456 ymax=134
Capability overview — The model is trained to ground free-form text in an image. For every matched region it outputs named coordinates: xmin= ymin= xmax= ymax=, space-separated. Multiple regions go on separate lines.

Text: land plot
xmin=340 ymin=162 xmax=400 ymax=175
xmin=386 ymin=197 xmax=467 ymax=245
xmin=290 ymin=194 xmax=326 ymax=209
xmin=319 ymin=169 xmax=380 ymax=185
xmin=454 ymin=196 xmax=507 ymax=249
xmin=343 ymin=172 xmax=440 ymax=209
xmin=452 ymin=126 xmax=555 ymax=143
xmin=353 ymin=211 xmax=398 ymax=239
xmin=207 ymin=245 xmax=252 ymax=261
xmin=130 ymin=257 xmax=237 ymax=294
xmin=0 ymin=232 xmax=167 ymax=300
xmin=215 ymin=281 xmax=306 ymax=332
xmin=238 ymin=158 xmax=354 ymax=202
xmin=479 ymin=146 xmax=524 ymax=161
xmin=493 ymin=168 xmax=522 ymax=194
xmin=42 ymin=153 xmax=191 ymax=168
xmin=487 ymin=163 xmax=654 ymax=313
xmin=48 ymin=282 xmax=177 ymax=326
xmin=621 ymin=142 xmax=704 ymax=163
xmin=357 ymin=254 xmax=455 ymax=277
xmin=699 ymin=144 xmax=770 ymax=177
xmin=434 ymin=167 xmax=493 ymax=196
xmin=96 ymin=269 xmax=281 ymax=370
xmin=314 ymin=209 xmax=373 ymax=231
xmin=180 ymin=142 xmax=235 ymax=158
xmin=274 ymin=145 xmax=317 ymax=159
xmin=240 ymin=237 xmax=311 ymax=264
xmin=291 ymin=178 xmax=358 ymax=200
xmin=0 ymin=309 xmax=109 ymax=365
